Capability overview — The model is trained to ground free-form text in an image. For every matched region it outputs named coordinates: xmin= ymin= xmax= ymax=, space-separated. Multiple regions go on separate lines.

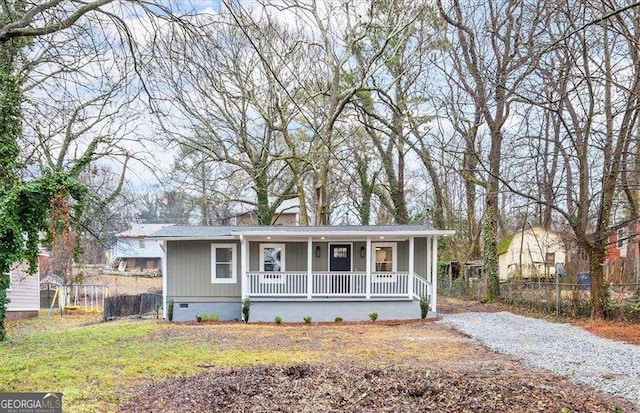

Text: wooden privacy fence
xmin=103 ymin=292 xmax=163 ymax=320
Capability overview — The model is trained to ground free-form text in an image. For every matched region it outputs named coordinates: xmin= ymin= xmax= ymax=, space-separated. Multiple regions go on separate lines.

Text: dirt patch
xmin=123 ymin=321 xmax=635 ymax=412
xmin=121 ymin=363 xmax=633 ymax=412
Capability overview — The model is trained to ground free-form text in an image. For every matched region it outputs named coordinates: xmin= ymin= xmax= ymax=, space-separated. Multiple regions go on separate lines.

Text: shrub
xmin=334 ymin=316 xmax=343 ymax=323
xmin=274 ymin=316 xmax=282 ymax=324
xmin=368 ymin=311 xmax=378 ymax=322
xmin=420 ymin=295 xmax=430 ymax=319
xmin=167 ymin=299 xmax=174 ymax=322
xmin=242 ymin=297 xmax=251 ymax=323
xmin=303 ymin=316 xmax=312 ymax=324
xmin=196 ymin=313 xmax=220 ymax=322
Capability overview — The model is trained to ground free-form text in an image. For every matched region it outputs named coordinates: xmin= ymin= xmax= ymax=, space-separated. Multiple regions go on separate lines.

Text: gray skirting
xmin=170 ymin=299 xmax=431 ymax=322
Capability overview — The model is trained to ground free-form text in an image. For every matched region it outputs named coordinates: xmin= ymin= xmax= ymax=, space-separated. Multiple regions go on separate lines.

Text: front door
xmin=329 ymin=244 xmax=351 ymax=294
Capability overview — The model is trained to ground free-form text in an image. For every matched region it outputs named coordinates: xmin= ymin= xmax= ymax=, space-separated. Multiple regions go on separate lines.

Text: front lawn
xmin=1 ymin=315 xmax=326 ymax=411
xmin=0 ymin=314 xmax=633 ymax=412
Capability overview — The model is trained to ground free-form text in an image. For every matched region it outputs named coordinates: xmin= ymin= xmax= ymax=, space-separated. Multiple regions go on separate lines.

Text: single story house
xmin=110 ymin=223 xmax=173 ymax=274
xmin=498 ymin=226 xmax=566 ymax=281
xmin=6 ymin=263 xmax=40 ymax=319
xmin=152 ymin=225 xmax=453 ymax=322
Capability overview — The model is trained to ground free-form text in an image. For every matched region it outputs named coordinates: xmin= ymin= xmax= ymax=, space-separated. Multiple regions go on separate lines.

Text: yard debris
xmin=120 ymin=363 xmax=633 ymax=412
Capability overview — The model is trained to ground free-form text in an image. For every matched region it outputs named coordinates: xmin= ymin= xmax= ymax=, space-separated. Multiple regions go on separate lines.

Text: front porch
xmin=246 ymin=271 xmax=432 ymax=300
xmin=239 ymin=233 xmax=440 ymax=313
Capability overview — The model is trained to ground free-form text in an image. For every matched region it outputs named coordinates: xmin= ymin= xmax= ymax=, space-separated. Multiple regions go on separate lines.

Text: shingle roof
xmin=116 ymin=224 xmax=174 ymax=238
xmin=150 ymin=225 xmax=454 ymax=239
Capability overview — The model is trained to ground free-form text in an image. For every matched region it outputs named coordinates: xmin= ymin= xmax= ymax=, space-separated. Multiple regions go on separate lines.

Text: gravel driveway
xmin=440 ymin=311 xmax=640 ymax=408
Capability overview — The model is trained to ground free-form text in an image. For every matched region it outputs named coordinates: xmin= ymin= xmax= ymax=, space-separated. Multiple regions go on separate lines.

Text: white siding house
xmin=111 ymin=224 xmax=173 ymax=273
xmin=152 ymin=225 xmax=454 ymax=322
xmin=498 ymin=227 xmax=566 ymax=281
xmin=7 ymin=263 xmax=40 ymax=319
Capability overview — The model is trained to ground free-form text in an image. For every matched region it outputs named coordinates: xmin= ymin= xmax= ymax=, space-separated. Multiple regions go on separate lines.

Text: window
xmin=259 ymin=244 xmax=285 ymax=284
xmin=139 ymin=239 xmax=146 ymax=249
xmin=372 ymin=242 xmax=397 ymax=282
xmin=260 ymin=244 xmax=285 ymax=272
xmin=545 ymin=252 xmax=555 ymax=266
xmin=617 ymin=228 xmax=624 ymax=248
xmin=374 ymin=243 xmax=396 ymax=272
xmin=333 ymin=247 xmax=348 ymax=258
xmin=211 ymin=244 xmax=237 ymax=284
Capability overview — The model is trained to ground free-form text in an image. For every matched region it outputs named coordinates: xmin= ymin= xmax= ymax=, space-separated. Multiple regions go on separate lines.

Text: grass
xmin=0 ymin=315 xmax=322 ymax=412
xmin=0 ymin=315 xmax=468 ymax=412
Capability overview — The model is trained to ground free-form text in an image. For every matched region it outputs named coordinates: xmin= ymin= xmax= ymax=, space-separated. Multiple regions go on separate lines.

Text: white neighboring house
xmin=498 ymin=226 xmax=566 ymax=281
xmin=111 ymin=224 xmax=173 ymax=274
xmin=6 ymin=262 xmax=40 ymax=319
xmin=233 ymin=198 xmax=301 ymax=226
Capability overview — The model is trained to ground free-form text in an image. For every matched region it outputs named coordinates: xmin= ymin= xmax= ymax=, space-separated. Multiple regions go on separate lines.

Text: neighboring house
xmin=111 ymin=224 xmax=173 ymax=274
xmin=497 ymin=226 xmax=566 ymax=281
xmin=6 ymin=262 xmax=40 ymax=319
xmin=152 ymin=225 xmax=453 ymax=322
xmin=233 ymin=199 xmax=301 ymax=226
xmin=604 ymin=221 xmax=640 ymax=283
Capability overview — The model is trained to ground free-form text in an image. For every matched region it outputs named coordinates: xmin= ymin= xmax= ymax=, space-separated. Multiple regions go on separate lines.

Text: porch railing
xmin=246 ymin=271 xmax=431 ymax=300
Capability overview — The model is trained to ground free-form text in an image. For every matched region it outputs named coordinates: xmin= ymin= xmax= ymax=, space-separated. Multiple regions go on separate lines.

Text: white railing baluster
xmin=247 ymin=271 xmax=431 ymax=300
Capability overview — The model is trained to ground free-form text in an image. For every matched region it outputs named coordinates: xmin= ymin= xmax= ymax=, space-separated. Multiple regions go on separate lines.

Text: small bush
xmin=334 ymin=316 xmax=343 ymax=323
xmin=303 ymin=316 xmax=312 ymax=324
xmin=420 ymin=295 xmax=430 ymax=319
xmin=167 ymin=299 xmax=174 ymax=322
xmin=275 ymin=316 xmax=282 ymax=324
xmin=368 ymin=311 xmax=378 ymax=322
xmin=196 ymin=313 xmax=220 ymax=322
xmin=242 ymin=297 xmax=251 ymax=323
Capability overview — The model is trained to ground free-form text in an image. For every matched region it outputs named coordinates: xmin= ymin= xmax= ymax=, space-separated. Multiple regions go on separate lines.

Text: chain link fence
xmin=103 ymin=292 xmax=162 ymax=320
xmin=439 ymin=270 xmax=640 ymax=319
xmin=500 ymin=281 xmax=640 ymax=319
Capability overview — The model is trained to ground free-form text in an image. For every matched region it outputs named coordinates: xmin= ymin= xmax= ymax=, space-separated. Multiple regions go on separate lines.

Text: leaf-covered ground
xmin=120 ymin=363 xmax=633 ymax=412
xmin=120 ymin=318 xmax=635 ymax=412
xmin=5 ymin=297 xmax=639 ymax=412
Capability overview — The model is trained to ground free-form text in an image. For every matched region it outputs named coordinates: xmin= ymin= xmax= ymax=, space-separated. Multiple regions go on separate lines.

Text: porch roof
xmin=150 ymin=224 xmax=454 ymax=240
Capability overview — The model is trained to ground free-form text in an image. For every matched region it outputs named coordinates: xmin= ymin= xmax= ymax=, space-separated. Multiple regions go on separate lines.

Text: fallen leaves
xmin=120 ymin=363 xmax=633 ymax=412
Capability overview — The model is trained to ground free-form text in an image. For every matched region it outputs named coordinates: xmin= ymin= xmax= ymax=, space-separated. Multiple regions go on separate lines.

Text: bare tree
xmin=437 ymin=0 xmax=549 ymax=300
xmin=504 ymin=0 xmax=640 ymax=318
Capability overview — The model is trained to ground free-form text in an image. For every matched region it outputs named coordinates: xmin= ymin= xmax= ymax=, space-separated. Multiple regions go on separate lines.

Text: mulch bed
xmin=120 ymin=363 xmax=634 ymax=412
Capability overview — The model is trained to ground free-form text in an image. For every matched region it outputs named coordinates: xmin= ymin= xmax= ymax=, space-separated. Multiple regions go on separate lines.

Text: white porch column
xmin=431 ymin=236 xmax=438 ymax=313
xmin=408 ymin=236 xmax=414 ymax=299
xmin=365 ymin=237 xmax=372 ymax=299
xmin=426 ymin=237 xmax=432 ymax=285
xmin=240 ymin=235 xmax=248 ymax=300
xmin=307 ymin=237 xmax=313 ymax=299
xmin=160 ymin=240 xmax=167 ymax=319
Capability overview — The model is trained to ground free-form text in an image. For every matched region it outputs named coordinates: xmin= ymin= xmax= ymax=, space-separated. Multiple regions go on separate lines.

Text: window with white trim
xmin=259 ymin=243 xmax=286 ymax=284
xmin=372 ymin=242 xmax=397 ymax=282
xmin=260 ymin=244 xmax=285 ymax=272
xmin=211 ymin=244 xmax=237 ymax=284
